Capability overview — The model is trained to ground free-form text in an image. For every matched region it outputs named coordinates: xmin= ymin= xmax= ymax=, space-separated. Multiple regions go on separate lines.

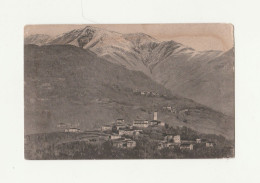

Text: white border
xmin=1 ymin=0 xmax=260 ymax=183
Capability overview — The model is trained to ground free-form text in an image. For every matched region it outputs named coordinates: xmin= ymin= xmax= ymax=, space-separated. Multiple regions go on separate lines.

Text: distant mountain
xmin=25 ymin=26 xmax=234 ymax=115
xmin=47 ymin=26 xmax=157 ymax=75
xmin=24 ymin=45 xmax=234 ymax=139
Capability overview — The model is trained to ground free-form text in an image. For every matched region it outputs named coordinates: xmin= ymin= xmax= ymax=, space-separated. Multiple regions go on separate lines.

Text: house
xmin=101 ymin=125 xmax=112 ymax=132
xmin=159 ymin=121 xmax=165 ymax=127
xmin=181 ymin=140 xmax=196 ymax=144
xmin=133 ymin=130 xmax=142 ymax=136
xmin=164 ymin=135 xmax=173 ymax=142
xmin=64 ymin=128 xmax=80 ymax=133
xmin=57 ymin=123 xmax=67 ymax=128
xmin=151 ymin=92 xmax=159 ymax=97
xmin=158 ymin=141 xmax=175 ymax=149
xmin=181 ymin=109 xmax=189 ymax=114
xmin=112 ymin=139 xmax=136 ymax=148
xmin=196 ymin=139 xmax=202 ymax=143
xmin=133 ymin=120 xmax=149 ymax=128
xmin=126 ymin=140 xmax=136 ymax=148
xmin=149 ymin=112 xmax=165 ymax=126
xmin=206 ymin=142 xmax=214 ymax=147
xmin=150 ymin=120 xmax=161 ymax=126
xmin=166 ymin=143 xmax=175 ymax=149
xmin=131 ymin=130 xmax=142 ymax=139
xmin=133 ymin=89 xmax=141 ymax=95
xmin=140 ymin=91 xmax=146 ymax=95
xmin=118 ymin=130 xmax=134 ymax=136
xmin=158 ymin=142 xmax=167 ymax=150
xmin=115 ymin=124 xmax=127 ymax=130
xmin=140 ymin=91 xmax=152 ymax=96
xmin=163 ymin=106 xmax=173 ymax=111
xmin=128 ymin=125 xmax=134 ymax=130
xmin=149 ymin=92 xmax=159 ymax=97
xmin=118 ymin=130 xmax=126 ymax=136
xmin=173 ymin=135 xmax=181 ymax=143
xmin=113 ymin=140 xmax=126 ymax=148
xmin=149 ymin=112 xmax=165 ymax=127
xmin=116 ymin=119 xmax=124 ymax=124
xmin=109 ymin=134 xmax=122 ymax=140
xmin=163 ymin=106 xmax=172 ymax=111
xmin=166 ymin=106 xmax=172 ymax=110
xmin=158 ymin=142 xmax=164 ymax=150
xmin=180 ymin=144 xmax=193 ymax=150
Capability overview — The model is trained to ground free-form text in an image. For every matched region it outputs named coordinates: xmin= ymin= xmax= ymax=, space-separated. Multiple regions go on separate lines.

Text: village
xmin=58 ymin=111 xmax=216 ymax=152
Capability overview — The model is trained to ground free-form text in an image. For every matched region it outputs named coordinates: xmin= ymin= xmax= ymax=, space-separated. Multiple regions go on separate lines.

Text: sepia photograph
xmin=24 ymin=24 xmax=235 ymax=159
xmin=3 ymin=0 xmax=260 ymax=182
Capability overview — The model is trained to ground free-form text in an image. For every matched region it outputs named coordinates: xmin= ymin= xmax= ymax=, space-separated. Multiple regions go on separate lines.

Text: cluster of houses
xmin=57 ymin=111 xmax=215 ymax=151
xmin=100 ymin=112 xmax=165 ymax=149
xmin=111 ymin=138 xmax=137 ymax=149
xmin=162 ymin=106 xmax=176 ymax=113
xmin=57 ymin=122 xmax=81 ymax=133
xmin=133 ymin=89 xmax=160 ymax=97
xmin=158 ymin=134 xmax=215 ymax=151
xmin=100 ymin=119 xmax=140 ymax=149
xmin=64 ymin=128 xmax=81 ymax=133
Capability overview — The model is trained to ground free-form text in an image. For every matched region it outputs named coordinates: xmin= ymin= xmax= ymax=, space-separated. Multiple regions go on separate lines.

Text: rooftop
xmin=110 ymin=134 xmax=121 ymax=136
xmin=69 ymin=128 xmax=80 ymax=130
xmin=119 ymin=129 xmax=134 ymax=132
xmin=181 ymin=143 xmax=193 ymax=146
xmin=150 ymin=120 xmax=161 ymax=122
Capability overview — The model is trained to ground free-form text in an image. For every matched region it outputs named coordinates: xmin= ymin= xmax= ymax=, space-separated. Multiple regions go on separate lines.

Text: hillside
xmin=25 ymin=26 xmax=234 ymax=115
xmin=24 ymin=34 xmax=52 ymax=46
xmin=24 ymin=45 xmax=234 ymax=139
xmin=152 ymin=48 xmax=235 ymax=115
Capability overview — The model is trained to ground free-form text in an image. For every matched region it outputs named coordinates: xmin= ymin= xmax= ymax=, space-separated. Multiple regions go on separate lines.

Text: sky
xmin=24 ymin=24 xmax=234 ymax=51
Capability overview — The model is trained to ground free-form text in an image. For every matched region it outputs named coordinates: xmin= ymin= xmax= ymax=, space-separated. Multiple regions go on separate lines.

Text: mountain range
xmin=25 ymin=26 xmax=234 ymax=116
xmin=24 ymin=44 xmax=234 ymax=139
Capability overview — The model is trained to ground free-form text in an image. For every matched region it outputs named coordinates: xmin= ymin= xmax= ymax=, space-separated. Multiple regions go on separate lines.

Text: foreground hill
xmin=24 ymin=45 xmax=234 ymax=139
xmin=25 ymin=26 xmax=234 ymax=115
xmin=24 ymin=126 xmax=234 ymax=159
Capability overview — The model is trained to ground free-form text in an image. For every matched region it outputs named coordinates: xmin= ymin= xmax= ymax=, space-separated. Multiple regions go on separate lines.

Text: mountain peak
xmin=80 ymin=25 xmax=122 ymax=35
xmin=124 ymin=32 xmax=158 ymax=43
xmin=81 ymin=25 xmax=104 ymax=33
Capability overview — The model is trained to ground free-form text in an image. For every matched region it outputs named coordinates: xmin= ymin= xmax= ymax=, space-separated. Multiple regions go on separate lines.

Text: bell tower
xmin=154 ymin=112 xmax=158 ymax=120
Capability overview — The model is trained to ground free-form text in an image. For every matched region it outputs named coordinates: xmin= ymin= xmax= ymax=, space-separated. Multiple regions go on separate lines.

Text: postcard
xmin=24 ymin=24 xmax=234 ymax=159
